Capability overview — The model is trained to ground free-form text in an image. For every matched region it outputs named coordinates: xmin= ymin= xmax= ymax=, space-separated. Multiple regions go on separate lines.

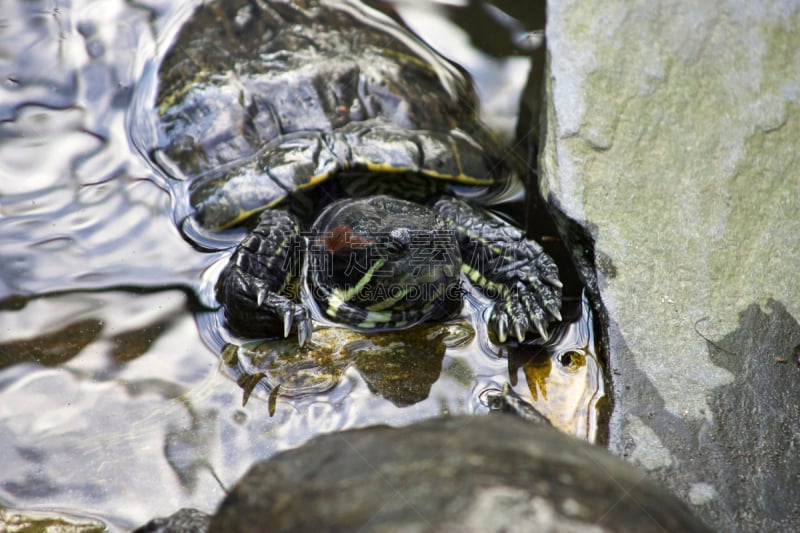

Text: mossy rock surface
xmin=541 ymin=1 xmax=800 ymax=530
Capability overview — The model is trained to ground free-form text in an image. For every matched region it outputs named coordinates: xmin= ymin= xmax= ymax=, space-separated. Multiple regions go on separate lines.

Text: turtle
xmin=155 ymin=0 xmax=562 ymax=346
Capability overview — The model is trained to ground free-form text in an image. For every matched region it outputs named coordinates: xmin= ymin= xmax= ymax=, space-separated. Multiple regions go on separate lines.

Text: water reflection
xmin=508 ymin=293 xmax=604 ymax=440
xmin=226 ymin=322 xmax=473 ymax=409
xmin=0 ymin=290 xmax=227 ymax=530
xmin=0 ymin=317 xmax=103 ymax=369
xmin=209 ymin=291 xmax=603 ymax=441
xmin=0 ymin=507 xmax=105 ymax=532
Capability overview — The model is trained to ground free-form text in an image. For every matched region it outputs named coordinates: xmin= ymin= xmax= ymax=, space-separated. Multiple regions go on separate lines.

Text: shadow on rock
xmin=703 ymin=299 xmax=800 ymax=529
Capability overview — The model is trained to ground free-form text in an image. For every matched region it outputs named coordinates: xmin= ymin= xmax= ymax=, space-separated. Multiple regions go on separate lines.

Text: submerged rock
xmin=134 ymin=508 xmax=211 ymax=533
xmin=540 ymin=1 xmax=800 ymax=530
xmin=0 ymin=507 xmax=106 ymax=533
xmin=210 ymin=415 xmax=709 ymax=532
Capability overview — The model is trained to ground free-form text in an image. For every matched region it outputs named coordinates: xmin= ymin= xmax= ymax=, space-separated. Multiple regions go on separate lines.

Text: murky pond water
xmin=0 ymin=0 xmax=603 ymax=529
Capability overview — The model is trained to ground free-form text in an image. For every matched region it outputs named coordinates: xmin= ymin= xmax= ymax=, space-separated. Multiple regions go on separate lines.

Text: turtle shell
xmin=156 ymin=0 xmax=517 ymax=230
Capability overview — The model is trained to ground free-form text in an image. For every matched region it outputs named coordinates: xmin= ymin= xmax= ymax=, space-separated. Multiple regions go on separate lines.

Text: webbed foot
xmin=432 ymin=196 xmax=562 ymax=343
xmin=483 ymin=238 xmax=562 ymax=343
xmin=489 ymin=278 xmax=561 ymax=343
xmin=216 ymin=209 xmax=312 ymax=344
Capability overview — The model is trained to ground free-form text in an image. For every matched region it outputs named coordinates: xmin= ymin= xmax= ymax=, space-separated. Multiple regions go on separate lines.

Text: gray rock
xmin=211 ymin=415 xmax=709 ymax=532
xmin=540 ymin=1 xmax=800 ymax=530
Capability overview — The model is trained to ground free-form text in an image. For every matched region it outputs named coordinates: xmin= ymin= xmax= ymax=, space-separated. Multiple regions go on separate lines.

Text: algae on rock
xmin=541 ymin=1 xmax=800 ymax=530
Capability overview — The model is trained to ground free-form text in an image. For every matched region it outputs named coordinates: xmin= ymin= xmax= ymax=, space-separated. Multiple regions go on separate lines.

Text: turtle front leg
xmin=216 ymin=209 xmax=313 ymax=345
xmin=431 ymin=196 xmax=562 ymax=343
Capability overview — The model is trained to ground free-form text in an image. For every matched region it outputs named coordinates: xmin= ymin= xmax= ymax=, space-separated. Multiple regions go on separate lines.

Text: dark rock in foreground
xmin=210 ymin=415 xmax=709 ymax=532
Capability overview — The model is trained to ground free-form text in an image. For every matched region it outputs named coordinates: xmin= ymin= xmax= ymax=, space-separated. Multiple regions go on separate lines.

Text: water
xmin=0 ymin=0 xmax=603 ymax=529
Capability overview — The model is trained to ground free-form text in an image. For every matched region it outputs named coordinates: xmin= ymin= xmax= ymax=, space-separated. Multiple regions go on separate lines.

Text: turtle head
xmin=309 ymin=196 xmax=463 ymax=330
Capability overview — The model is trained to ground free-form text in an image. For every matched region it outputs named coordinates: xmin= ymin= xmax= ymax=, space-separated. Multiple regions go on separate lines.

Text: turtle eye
xmin=384 ymin=239 xmax=406 ymax=257
xmin=384 ymin=228 xmax=411 ymax=257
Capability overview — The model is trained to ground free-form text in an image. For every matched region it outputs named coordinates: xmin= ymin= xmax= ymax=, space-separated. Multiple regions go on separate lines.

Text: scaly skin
xmin=431 ymin=196 xmax=562 ymax=342
xmin=218 ymin=195 xmax=561 ymax=344
xmin=216 ymin=209 xmax=312 ymax=345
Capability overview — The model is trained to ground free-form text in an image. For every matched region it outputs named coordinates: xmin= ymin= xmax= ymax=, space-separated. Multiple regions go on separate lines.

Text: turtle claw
xmin=297 ymin=312 xmax=313 ymax=347
xmin=281 ymin=303 xmax=313 ymax=346
xmin=282 ymin=308 xmax=294 ymax=338
xmin=495 ymin=312 xmax=509 ymax=343
xmin=490 ymin=289 xmax=556 ymax=344
xmin=546 ymin=275 xmax=563 ymax=289
xmin=257 ymin=288 xmax=268 ymax=307
xmin=546 ymin=302 xmax=562 ymax=322
xmin=532 ymin=315 xmax=549 ymax=342
xmin=513 ymin=321 xmax=526 ymax=344
xmin=498 ymin=254 xmax=563 ymax=342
